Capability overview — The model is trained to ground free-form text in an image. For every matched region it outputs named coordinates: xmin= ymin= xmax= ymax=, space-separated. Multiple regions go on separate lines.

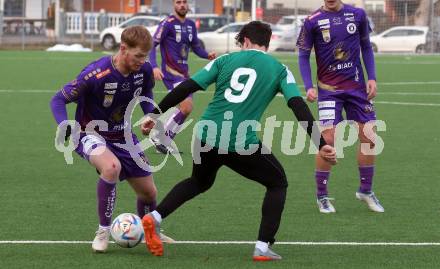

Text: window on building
xmin=4 ymin=0 xmax=25 ymax=17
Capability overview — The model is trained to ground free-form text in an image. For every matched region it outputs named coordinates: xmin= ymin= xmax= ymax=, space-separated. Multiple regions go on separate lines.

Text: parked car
xmin=99 ymin=15 xmax=162 ymax=50
xmin=186 ymin=14 xmax=231 ymax=33
xmin=197 ymin=22 xmax=295 ymax=53
xmin=275 ymin=15 xmax=308 ymax=32
xmin=369 ymin=26 xmax=428 ymax=53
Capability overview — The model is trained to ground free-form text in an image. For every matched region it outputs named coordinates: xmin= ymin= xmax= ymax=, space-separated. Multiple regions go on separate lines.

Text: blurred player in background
xmin=296 ymin=0 xmax=384 ymax=213
xmin=149 ymin=0 xmax=216 ymax=154
xmin=141 ymin=21 xmax=336 ymax=261
xmin=50 ymin=26 xmax=173 ymax=253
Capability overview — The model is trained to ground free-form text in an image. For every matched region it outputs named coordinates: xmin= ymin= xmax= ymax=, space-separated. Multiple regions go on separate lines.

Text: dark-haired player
xmin=141 ymin=21 xmax=336 ymax=261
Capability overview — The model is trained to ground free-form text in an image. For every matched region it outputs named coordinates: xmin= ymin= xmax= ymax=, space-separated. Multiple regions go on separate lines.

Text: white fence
xmin=65 ymin=12 xmax=131 ymax=35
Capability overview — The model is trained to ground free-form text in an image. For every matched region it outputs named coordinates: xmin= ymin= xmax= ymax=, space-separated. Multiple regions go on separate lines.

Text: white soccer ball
xmin=110 ymin=213 xmax=144 ymax=248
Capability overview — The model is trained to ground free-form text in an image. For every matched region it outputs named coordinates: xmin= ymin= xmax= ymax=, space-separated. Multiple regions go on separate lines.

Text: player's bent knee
xmin=100 ymin=162 xmax=121 ymax=181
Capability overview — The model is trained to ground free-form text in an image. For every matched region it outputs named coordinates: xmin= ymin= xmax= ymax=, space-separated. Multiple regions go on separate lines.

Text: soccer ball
xmin=110 ymin=213 xmax=144 ymax=248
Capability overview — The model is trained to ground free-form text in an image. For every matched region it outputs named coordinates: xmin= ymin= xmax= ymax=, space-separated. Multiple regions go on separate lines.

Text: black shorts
xmin=191 ymin=141 xmax=288 ymax=190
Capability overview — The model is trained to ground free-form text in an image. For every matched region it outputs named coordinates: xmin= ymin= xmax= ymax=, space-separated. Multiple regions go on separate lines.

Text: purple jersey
xmin=297 ymin=5 xmax=371 ymax=91
xmin=59 ymin=56 xmax=154 ymax=139
xmin=149 ymin=15 xmax=208 ymax=82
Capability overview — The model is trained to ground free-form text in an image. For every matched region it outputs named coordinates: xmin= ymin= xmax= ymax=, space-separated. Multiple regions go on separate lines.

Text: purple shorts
xmin=163 ymin=77 xmax=185 ymax=91
xmin=75 ymin=133 xmax=151 ymax=180
xmin=162 ymin=75 xmax=193 ymax=98
xmin=317 ymin=89 xmax=376 ymax=126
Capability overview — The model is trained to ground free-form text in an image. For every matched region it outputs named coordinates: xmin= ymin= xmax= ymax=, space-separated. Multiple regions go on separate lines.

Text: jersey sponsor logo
xmin=345 ymin=16 xmax=355 ymax=22
xmin=344 ymin=12 xmax=354 ymax=16
xmin=103 ymin=94 xmax=114 ymax=108
xmin=318 ymin=101 xmax=336 ymax=108
xmin=347 ymin=23 xmax=357 ymax=34
xmin=328 ymin=62 xmax=353 ymax=72
xmin=319 ymin=109 xmax=336 ymax=120
xmin=332 ymin=17 xmax=342 ymax=25
xmin=320 ymin=25 xmax=330 ymax=29
xmin=174 ymin=25 xmax=181 ymax=30
xmin=321 ymin=29 xmax=331 ymax=43
xmin=134 ymin=79 xmax=143 ymax=86
xmin=334 ymin=43 xmax=350 ymax=61
xmin=318 ymin=19 xmax=330 ymax=26
xmin=180 ymin=45 xmax=188 ymax=58
xmin=104 ymin=90 xmax=116 ymax=94
xmin=96 ymin=69 xmax=111 ymax=79
xmin=355 ymin=67 xmax=360 ymax=82
xmin=134 ymin=73 xmax=143 ymax=79
xmin=104 ymin=82 xmax=118 ymax=90
xmin=121 ymin=82 xmax=130 ymax=92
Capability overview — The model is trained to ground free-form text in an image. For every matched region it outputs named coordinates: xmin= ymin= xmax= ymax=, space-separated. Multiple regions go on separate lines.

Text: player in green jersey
xmin=140 ymin=21 xmax=336 ymax=261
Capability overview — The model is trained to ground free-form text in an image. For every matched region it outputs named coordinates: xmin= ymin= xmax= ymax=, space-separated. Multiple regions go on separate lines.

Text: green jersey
xmin=191 ymin=49 xmax=301 ymax=152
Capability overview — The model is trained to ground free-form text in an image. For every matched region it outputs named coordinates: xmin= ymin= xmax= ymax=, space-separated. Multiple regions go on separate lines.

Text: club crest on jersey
xmin=321 ymin=29 xmax=331 ymax=43
xmin=347 ymin=23 xmax=357 ymax=34
xmin=103 ymin=94 xmax=114 ymax=108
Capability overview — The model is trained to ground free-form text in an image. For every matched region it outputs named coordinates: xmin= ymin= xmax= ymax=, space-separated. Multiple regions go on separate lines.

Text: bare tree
xmin=414 ymin=0 xmax=430 ymax=25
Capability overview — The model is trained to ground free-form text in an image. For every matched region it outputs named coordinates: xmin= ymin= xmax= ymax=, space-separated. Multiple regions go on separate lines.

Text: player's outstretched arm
xmin=287 ymin=96 xmax=336 ymax=164
xmin=151 ymin=79 xmax=203 ymax=115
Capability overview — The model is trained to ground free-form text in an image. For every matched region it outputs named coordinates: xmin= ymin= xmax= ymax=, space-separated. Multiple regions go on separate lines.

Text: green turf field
xmin=0 ymin=51 xmax=439 ymax=268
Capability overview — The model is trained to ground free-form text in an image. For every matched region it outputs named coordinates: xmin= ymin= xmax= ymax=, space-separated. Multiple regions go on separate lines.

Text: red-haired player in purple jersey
xmin=50 ymin=26 xmax=173 ymax=253
xmin=149 ymin=0 xmax=216 ymax=154
xmin=297 ymin=0 xmax=384 ymax=213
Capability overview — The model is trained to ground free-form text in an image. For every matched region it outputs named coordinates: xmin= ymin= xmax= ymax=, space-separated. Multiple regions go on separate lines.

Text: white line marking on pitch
xmin=1 ymin=240 xmax=440 ymax=246
xmin=374 ymin=101 xmax=440 ymax=107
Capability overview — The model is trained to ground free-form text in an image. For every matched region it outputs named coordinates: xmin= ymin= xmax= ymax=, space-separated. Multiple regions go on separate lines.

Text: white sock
xmin=151 ymin=210 xmax=162 ymax=223
xmin=98 ymin=225 xmax=110 ymax=230
xmin=255 ymin=241 xmax=268 ymax=252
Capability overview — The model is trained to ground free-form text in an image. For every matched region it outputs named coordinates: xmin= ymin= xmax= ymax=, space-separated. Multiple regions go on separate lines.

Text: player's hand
xmin=153 ymin=67 xmax=164 ymax=81
xmin=319 ymin=145 xmax=337 ymax=165
xmin=207 ymin=51 xmax=217 ymax=60
xmin=366 ymin=80 xmax=377 ymax=100
xmin=306 ymin=88 xmax=318 ymax=102
xmin=141 ymin=116 xmax=157 ymax=136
